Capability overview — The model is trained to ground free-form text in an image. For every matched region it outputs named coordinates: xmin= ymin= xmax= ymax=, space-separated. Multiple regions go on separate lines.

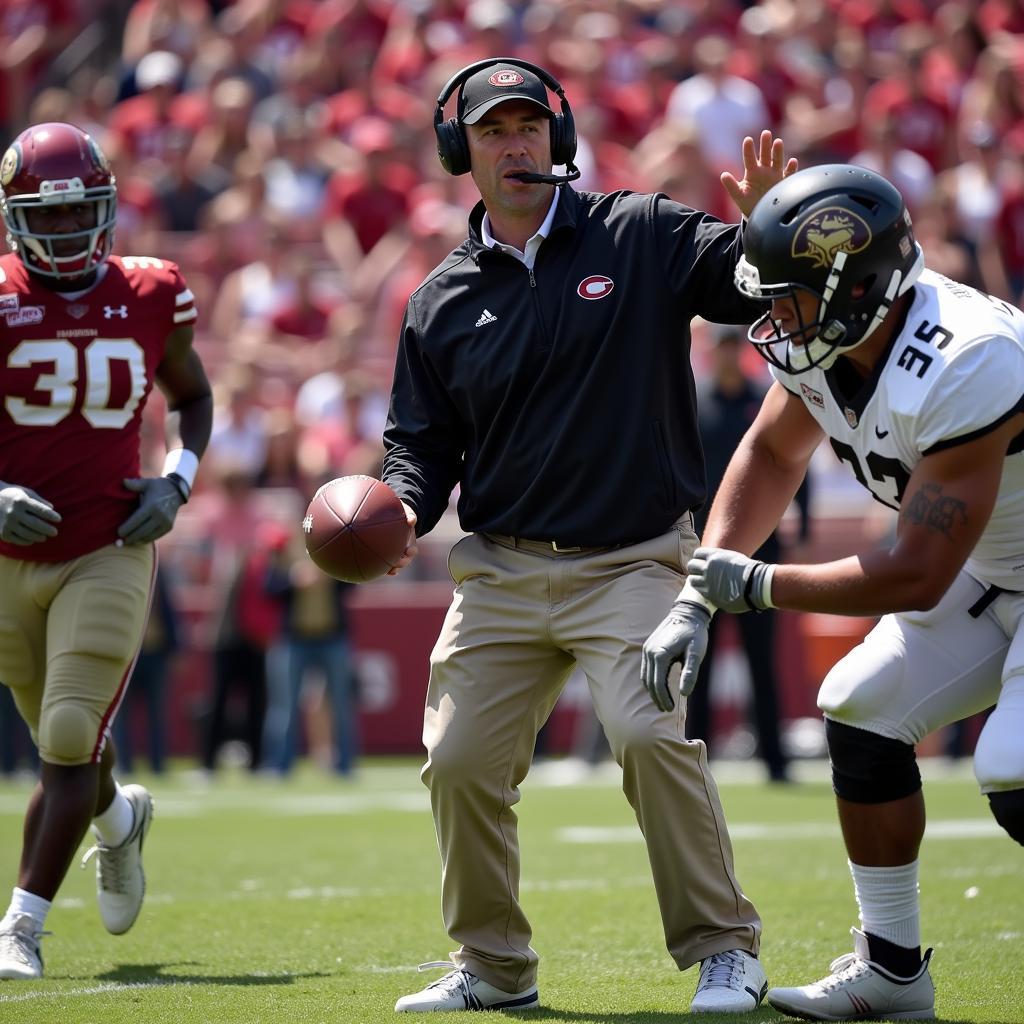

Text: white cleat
xmin=691 ymin=949 xmax=768 ymax=1013
xmin=395 ymin=961 xmax=539 ymax=1012
xmin=81 ymin=784 xmax=154 ymax=935
xmin=767 ymin=928 xmax=935 ymax=1021
xmin=0 ymin=915 xmax=46 ymax=980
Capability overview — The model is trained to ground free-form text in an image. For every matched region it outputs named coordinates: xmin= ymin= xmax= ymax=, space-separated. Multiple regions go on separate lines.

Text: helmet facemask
xmin=735 ymin=249 xmax=921 ymax=373
xmin=3 ymin=182 xmax=117 ymax=281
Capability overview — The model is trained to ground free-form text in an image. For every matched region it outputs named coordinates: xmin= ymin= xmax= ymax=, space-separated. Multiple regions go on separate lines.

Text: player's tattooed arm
xmin=900 ymin=482 xmax=968 ymax=540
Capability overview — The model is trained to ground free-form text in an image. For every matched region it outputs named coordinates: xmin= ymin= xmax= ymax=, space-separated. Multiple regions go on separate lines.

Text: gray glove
xmin=0 ymin=484 xmax=61 ymax=545
xmin=687 ymin=546 xmax=775 ymax=614
xmin=642 ymin=598 xmax=712 ymax=712
xmin=117 ymin=477 xmax=185 ymax=545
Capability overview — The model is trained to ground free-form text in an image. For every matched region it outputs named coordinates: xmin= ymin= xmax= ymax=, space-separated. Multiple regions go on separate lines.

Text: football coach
xmin=381 ymin=56 xmax=796 ymax=1014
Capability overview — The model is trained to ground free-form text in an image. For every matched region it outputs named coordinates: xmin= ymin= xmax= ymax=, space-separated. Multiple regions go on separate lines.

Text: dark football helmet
xmin=0 ymin=122 xmax=117 ymax=280
xmin=735 ymin=164 xmax=923 ymax=373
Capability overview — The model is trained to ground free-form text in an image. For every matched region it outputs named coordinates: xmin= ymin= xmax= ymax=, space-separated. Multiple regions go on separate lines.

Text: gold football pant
xmin=422 ymin=522 xmax=761 ymax=994
xmin=0 ymin=543 xmax=156 ymax=765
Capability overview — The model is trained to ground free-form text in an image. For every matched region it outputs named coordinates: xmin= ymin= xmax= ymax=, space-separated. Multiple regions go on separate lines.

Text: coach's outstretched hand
xmin=721 ymin=130 xmax=799 ymax=219
xmin=642 ymin=593 xmax=713 ymax=712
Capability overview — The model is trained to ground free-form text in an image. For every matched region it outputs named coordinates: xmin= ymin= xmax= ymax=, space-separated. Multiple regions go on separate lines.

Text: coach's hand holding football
xmin=385 ymin=501 xmax=418 ymax=576
xmin=0 ymin=483 xmax=61 ymax=545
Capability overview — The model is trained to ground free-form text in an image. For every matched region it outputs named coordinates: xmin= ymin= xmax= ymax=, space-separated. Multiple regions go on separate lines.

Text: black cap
xmin=458 ymin=63 xmax=553 ymax=125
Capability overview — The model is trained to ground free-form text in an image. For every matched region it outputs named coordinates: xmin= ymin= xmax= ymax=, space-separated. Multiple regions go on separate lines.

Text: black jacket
xmin=383 ymin=186 xmax=763 ymax=547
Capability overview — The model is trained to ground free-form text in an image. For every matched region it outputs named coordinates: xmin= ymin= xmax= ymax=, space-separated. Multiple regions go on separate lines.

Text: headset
xmin=433 ymin=57 xmax=579 ymax=184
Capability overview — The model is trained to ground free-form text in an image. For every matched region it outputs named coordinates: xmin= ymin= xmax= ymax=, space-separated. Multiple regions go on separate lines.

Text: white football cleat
xmin=81 ymin=784 xmax=154 ymax=935
xmin=395 ymin=961 xmax=539 ymax=1012
xmin=691 ymin=949 xmax=768 ymax=1013
xmin=767 ymin=928 xmax=935 ymax=1021
xmin=0 ymin=915 xmax=46 ymax=980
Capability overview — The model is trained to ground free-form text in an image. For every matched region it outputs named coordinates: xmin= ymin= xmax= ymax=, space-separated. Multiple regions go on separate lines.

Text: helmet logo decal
xmin=577 ymin=275 xmax=614 ymax=300
xmin=792 ymin=207 xmax=871 ymax=268
xmin=489 ymin=70 xmax=525 ymax=87
xmin=86 ymin=136 xmax=110 ymax=175
xmin=0 ymin=145 xmax=20 ymax=188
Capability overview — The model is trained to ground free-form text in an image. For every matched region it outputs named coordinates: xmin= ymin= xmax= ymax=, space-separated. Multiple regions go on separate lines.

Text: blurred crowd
xmin=8 ymin=0 xmax=1024 ymax=505
xmin=2 ymin=0 xmax=1022 ymax=770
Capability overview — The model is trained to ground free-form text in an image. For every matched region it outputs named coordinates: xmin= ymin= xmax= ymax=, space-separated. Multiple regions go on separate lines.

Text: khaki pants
xmin=422 ymin=522 xmax=761 ymax=994
xmin=0 ymin=543 xmax=156 ymax=764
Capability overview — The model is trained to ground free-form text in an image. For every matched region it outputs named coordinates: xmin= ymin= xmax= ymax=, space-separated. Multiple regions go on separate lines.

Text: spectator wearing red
xmin=0 ymin=0 xmax=76 ymax=141
xmin=861 ymin=28 xmax=956 ymax=172
xmin=728 ymin=6 xmax=800 ymax=127
xmin=924 ymin=3 xmax=988 ymax=110
xmin=107 ymin=51 xmax=207 ymax=165
xmin=996 ymin=174 xmax=1024 ymax=302
xmin=121 ymin=0 xmax=211 ymax=68
xmin=977 ymin=0 xmax=1024 ymax=38
xmin=832 ymin=0 xmax=931 ymax=57
xmin=322 ymin=116 xmax=414 ymax=275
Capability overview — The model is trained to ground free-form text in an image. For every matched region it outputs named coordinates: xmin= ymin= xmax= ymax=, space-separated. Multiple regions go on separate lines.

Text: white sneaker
xmin=394 ymin=961 xmax=539 ymax=1012
xmin=81 ymin=784 xmax=154 ymax=935
xmin=0 ymin=915 xmax=46 ymax=980
xmin=767 ymin=928 xmax=935 ymax=1021
xmin=691 ymin=949 xmax=768 ymax=1012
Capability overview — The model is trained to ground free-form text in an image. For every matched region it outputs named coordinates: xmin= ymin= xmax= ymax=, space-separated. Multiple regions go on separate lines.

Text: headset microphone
xmin=508 ymin=166 xmax=581 ymax=185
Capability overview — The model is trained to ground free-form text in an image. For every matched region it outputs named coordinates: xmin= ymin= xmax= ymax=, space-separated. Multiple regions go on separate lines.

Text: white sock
xmin=92 ymin=784 xmax=134 ymax=847
xmin=849 ymin=859 xmax=921 ymax=949
xmin=2 ymin=887 xmax=51 ymax=930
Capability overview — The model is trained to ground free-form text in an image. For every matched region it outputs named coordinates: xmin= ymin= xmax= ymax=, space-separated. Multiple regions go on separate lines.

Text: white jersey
xmin=774 ymin=267 xmax=1024 ymax=590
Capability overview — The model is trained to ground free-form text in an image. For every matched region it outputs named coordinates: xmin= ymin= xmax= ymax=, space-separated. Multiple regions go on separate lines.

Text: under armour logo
xmin=302 ymin=514 xmax=314 ymax=533
xmin=475 ymin=309 xmax=497 ymax=327
xmin=104 ymin=305 xmax=128 ymax=319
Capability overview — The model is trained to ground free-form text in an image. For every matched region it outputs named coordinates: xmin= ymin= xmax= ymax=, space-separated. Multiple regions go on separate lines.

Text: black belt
xmin=968 ymin=584 xmax=1010 ymax=618
xmin=483 ymin=533 xmax=619 ymax=556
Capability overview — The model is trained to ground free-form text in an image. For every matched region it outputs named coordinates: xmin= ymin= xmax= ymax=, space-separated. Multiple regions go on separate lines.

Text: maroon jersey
xmin=0 ymin=253 xmax=197 ymax=561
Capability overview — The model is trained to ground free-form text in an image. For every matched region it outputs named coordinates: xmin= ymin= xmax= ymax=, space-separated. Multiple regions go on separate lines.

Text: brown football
xmin=302 ymin=476 xmax=411 ymax=583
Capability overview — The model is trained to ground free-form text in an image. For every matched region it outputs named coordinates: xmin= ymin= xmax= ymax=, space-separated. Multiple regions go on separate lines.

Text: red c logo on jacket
xmin=577 ymin=275 xmax=614 ymax=300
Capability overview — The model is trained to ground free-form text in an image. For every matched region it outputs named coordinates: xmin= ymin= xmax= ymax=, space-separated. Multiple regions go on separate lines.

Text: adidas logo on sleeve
xmin=475 ymin=309 xmax=497 ymax=327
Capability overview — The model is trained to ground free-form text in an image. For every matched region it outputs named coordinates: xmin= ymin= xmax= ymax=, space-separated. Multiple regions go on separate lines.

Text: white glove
xmin=117 ymin=477 xmax=185 ymax=545
xmin=687 ymin=546 xmax=776 ymax=614
xmin=0 ymin=484 xmax=61 ymax=545
xmin=641 ymin=583 xmax=715 ymax=711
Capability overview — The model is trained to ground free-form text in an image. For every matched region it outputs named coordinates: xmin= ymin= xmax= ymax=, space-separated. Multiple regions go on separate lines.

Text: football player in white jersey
xmin=641 ymin=164 xmax=1024 ymax=1021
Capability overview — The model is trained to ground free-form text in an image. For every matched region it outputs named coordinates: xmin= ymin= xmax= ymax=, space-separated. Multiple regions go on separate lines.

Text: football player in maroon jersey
xmin=0 ymin=122 xmax=212 ymax=979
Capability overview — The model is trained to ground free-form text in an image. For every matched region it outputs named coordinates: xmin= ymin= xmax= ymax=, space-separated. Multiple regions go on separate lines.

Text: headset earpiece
xmin=435 ymin=115 xmax=471 ymax=176
xmin=549 ymin=100 xmax=576 ymax=168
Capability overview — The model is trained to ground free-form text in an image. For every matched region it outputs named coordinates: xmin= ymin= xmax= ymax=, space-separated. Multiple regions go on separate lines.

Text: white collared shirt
xmin=481 ymin=188 xmax=560 ymax=271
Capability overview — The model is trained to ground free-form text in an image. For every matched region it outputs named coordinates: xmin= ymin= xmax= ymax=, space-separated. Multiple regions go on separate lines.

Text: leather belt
xmin=483 ymin=533 xmax=616 ymax=556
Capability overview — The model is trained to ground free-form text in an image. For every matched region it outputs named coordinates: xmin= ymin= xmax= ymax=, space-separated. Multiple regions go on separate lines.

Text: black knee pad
xmin=987 ymin=790 xmax=1024 ymax=846
xmin=826 ymin=719 xmax=921 ymax=804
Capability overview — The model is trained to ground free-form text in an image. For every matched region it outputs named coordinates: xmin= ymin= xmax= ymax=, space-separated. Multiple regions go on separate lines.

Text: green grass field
xmin=0 ymin=757 xmax=1020 ymax=1023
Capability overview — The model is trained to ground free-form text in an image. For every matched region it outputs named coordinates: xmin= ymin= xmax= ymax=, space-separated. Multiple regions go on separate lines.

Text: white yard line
xmin=559 ymin=819 xmax=1003 ymax=843
xmin=0 ymin=980 xmax=195 ymax=1003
